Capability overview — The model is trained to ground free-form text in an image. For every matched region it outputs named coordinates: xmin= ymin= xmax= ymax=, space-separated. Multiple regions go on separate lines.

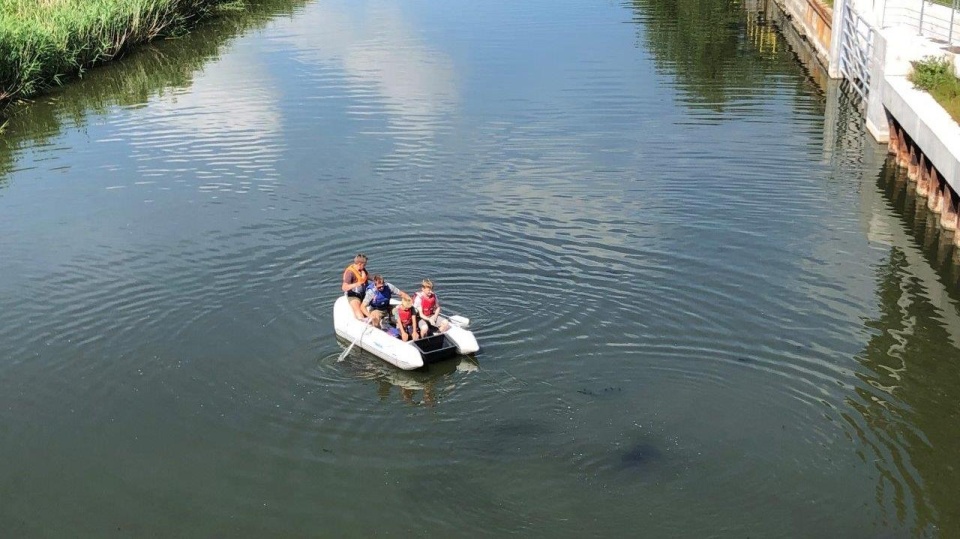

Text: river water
xmin=1 ymin=0 xmax=959 ymax=536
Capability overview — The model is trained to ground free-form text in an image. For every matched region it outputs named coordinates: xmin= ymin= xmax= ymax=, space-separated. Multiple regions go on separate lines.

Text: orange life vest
xmin=344 ymin=264 xmax=367 ymax=289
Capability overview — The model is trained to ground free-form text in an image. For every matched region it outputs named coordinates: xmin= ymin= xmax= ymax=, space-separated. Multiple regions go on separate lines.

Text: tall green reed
xmin=0 ymin=0 xmax=243 ymax=111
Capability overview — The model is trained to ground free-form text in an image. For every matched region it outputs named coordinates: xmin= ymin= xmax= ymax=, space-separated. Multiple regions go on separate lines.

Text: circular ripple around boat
xmin=0 ymin=0 xmax=952 ymax=535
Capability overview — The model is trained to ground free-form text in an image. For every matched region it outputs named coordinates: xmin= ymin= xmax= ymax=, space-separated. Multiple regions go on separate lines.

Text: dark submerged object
xmin=620 ymin=443 xmax=662 ymax=468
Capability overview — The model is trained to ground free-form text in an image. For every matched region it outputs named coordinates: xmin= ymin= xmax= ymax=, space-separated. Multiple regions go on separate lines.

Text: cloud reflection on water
xmin=279 ymin=1 xmax=458 ymax=165
xmin=126 ymin=48 xmax=285 ymax=195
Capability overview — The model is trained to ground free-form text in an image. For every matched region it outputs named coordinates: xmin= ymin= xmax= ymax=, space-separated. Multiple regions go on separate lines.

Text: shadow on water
xmin=611 ymin=4 xmax=960 ymax=524
xmin=568 ymin=435 xmax=687 ymax=493
xmin=334 ymin=344 xmax=479 ymax=407
xmin=618 ymin=441 xmax=663 ymax=470
xmin=846 ymin=159 xmax=960 ymax=535
xmin=724 ymin=1 xmax=960 ymax=529
xmin=878 ymin=161 xmax=960 ymax=286
xmin=461 ymin=386 xmax=676 ymax=487
xmin=0 ymin=0 xmax=309 ymax=183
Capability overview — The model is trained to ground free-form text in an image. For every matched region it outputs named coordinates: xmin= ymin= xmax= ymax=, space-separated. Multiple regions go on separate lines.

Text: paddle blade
xmin=449 ymin=315 xmax=470 ymax=328
xmin=337 ymin=342 xmax=355 ymax=362
xmin=337 ymin=320 xmax=370 ymax=362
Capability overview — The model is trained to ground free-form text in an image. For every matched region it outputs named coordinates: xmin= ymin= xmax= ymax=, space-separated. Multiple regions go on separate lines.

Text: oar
xmin=337 ymin=318 xmax=370 ymax=362
xmin=438 ymin=312 xmax=470 ymax=328
xmin=447 ymin=314 xmax=470 ymax=328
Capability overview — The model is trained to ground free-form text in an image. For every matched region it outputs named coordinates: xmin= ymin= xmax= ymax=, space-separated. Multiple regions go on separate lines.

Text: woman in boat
xmin=341 ymin=253 xmax=370 ymax=320
xmin=360 ymin=274 xmax=411 ymax=329
xmin=414 ymin=278 xmax=450 ymax=336
xmin=393 ymin=297 xmax=420 ymax=341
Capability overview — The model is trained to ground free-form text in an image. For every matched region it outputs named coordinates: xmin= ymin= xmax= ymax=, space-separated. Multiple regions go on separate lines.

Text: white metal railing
xmin=879 ymin=0 xmax=960 ymax=46
xmin=840 ymin=2 xmax=876 ymax=101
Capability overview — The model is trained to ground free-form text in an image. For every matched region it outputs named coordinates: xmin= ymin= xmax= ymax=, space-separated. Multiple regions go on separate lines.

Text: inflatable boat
xmin=333 ymin=295 xmax=479 ymax=370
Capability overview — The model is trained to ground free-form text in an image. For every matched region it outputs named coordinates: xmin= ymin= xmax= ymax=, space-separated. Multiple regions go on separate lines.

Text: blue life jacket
xmin=368 ymin=283 xmax=392 ymax=309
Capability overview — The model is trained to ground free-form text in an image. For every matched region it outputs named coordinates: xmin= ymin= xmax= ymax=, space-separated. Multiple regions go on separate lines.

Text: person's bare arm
xmin=399 ymin=311 xmax=410 ymax=341
xmin=359 ymin=292 xmax=373 ymax=317
xmin=389 ymin=284 xmax=410 ymax=302
xmin=342 ymin=269 xmax=369 ymax=292
xmin=341 ymin=270 xmax=356 ymax=292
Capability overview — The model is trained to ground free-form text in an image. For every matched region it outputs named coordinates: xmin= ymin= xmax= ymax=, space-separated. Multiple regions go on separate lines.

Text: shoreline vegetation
xmin=909 ymin=56 xmax=960 ymax=125
xmin=0 ymin=0 xmax=248 ymax=117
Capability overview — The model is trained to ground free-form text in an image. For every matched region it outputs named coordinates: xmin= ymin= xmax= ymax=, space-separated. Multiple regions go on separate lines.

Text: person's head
xmin=421 ymin=279 xmax=434 ymax=296
xmin=401 ymin=297 xmax=413 ymax=309
xmin=372 ymin=274 xmax=385 ymax=289
xmin=353 ymin=253 xmax=368 ymax=269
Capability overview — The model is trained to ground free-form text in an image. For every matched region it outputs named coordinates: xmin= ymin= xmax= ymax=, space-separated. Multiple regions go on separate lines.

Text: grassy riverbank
xmin=0 ymin=0 xmax=246 ymax=113
xmin=910 ymin=56 xmax=960 ymax=124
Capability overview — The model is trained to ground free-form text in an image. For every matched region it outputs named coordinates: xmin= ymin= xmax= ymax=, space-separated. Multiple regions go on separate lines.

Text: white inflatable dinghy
xmin=333 ymin=295 xmax=479 ymax=370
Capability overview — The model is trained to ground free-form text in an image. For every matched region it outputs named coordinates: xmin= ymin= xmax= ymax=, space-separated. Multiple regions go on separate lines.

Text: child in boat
xmin=414 ymin=278 xmax=450 ymax=336
xmin=393 ymin=296 xmax=420 ymax=341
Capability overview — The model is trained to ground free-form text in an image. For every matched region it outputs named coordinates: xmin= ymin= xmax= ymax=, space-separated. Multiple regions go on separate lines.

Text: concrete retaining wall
xmin=884 ymin=74 xmax=960 ymax=201
xmin=777 ymin=0 xmax=960 ymax=249
xmin=776 ymin=0 xmax=834 ymax=65
xmin=757 ymin=0 xmax=831 ymax=86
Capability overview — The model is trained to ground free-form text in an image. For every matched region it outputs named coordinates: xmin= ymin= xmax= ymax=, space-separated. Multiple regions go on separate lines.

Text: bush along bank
xmin=0 ymin=0 xmax=247 ymax=114
xmin=909 ymin=55 xmax=960 ymax=125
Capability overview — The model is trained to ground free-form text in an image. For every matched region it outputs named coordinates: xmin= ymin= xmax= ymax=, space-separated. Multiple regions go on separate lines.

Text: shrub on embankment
xmin=910 ymin=55 xmax=960 ymax=125
xmin=0 ymin=0 xmax=244 ymax=114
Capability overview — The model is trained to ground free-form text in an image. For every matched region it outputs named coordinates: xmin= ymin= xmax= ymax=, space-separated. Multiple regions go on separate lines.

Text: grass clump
xmin=909 ymin=55 xmax=960 ymax=124
xmin=0 ymin=0 xmax=248 ymax=112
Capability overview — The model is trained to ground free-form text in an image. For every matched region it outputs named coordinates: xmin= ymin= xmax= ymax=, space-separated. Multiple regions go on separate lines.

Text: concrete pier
xmin=829 ymin=0 xmax=960 ymax=249
xmin=771 ymin=0 xmax=960 ymax=252
xmin=881 ymin=71 xmax=960 ymax=244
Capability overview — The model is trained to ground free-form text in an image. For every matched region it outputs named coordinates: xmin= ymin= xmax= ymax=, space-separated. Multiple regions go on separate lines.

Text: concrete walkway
xmin=883 ymin=74 xmax=960 ymax=193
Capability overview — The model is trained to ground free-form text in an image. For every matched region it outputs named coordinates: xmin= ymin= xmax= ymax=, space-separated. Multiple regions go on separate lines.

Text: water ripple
xmin=0 ymin=0 xmax=956 ymax=536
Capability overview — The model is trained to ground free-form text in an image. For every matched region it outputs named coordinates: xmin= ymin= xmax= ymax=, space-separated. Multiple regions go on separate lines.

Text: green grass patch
xmin=0 ymin=0 xmax=249 ymax=112
xmin=909 ymin=55 xmax=960 ymax=125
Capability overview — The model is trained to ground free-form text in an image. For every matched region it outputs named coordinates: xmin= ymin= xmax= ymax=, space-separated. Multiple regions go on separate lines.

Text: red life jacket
xmin=419 ymin=293 xmax=437 ymax=316
xmin=398 ymin=306 xmax=414 ymax=325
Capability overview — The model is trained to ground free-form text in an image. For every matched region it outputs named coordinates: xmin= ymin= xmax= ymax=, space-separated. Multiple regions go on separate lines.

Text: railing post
xmin=829 ymin=0 xmax=849 ymax=77
xmin=865 ymin=26 xmax=891 ymax=142
xmin=919 ymin=0 xmax=926 ymax=35
xmin=949 ymin=0 xmax=957 ymax=46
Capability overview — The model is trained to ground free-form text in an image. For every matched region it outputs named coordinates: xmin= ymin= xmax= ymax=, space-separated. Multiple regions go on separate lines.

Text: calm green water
xmin=1 ymin=0 xmax=959 ymax=536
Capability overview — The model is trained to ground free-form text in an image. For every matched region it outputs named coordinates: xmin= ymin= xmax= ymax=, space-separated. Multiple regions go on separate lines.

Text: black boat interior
xmin=413 ymin=333 xmax=459 ymax=364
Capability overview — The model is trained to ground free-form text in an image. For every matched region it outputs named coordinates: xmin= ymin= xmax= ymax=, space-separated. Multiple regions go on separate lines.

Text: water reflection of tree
xmin=628 ymin=0 xmax=808 ymax=111
xmin=0 ymin=0 xmax=306 ymax=182
xmin=849 ymin=167 xmax=960 ymax=535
